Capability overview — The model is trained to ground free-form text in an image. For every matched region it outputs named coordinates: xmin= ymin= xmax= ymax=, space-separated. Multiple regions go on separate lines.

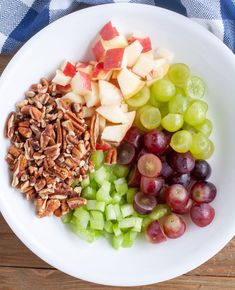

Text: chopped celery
xmin=105 ymin=204 xmax=116 ymax=220
xmin=108 ymin=172 xmax=117 ymax=182
xmin=70 ymin=225 xmax=96 ymax=243
xmin=96 ymin=181 xmax=111 ymax=202
xmin=62 ymin=210 xmax=73 ymax=223
xmin=90 ymin=179 xmax=98 ymax=190
xmin=149 ymin=204 xmax=171 ymax=220
xmin=122 ymin=231 xmax=138 ymax=248
xmin=126 ymin=188 xmax=138 ymax=204
xmin=71 ymin=180 xmax=80 ymax=189
xmin=112 ymin=164 xmax=129 ymax=178
xmin=94 ymin=166 xmax=109 ymax=185
xmin=86 ymin=200 xmax=105 ymax=212
xmin=121 ymin=204 xmax=134 ymax=218
xmin=113 ymin=204 xmax=122 ymax=221
xmin=72 ymin=208 xmax=90 ymax=229
xmin=91 ymin=150 xmax=104 ymax=169
xmin=112 ymin=234 xmax=124 ymax=249
xmin=113 ymin=223 xmax=122 ymax=236
xmin=90 ymin=211 xmax=104 ymax=230
xmin=104 ymin=220 xmax=113 ymax=233
xmin=114 ymin=178 xmax=128 ymax=196
xmin=133 ymin=217 xmax=143 ymax=232
xmin=119 ymin=217 xmax=136 ymax=229
xmin=82 ymin=186 xmax=96 ymax=199
xmin=142 ymin=217 xmax=152 ymax=230
xmin=81 ymin=176 xmax=90 ymax=188
xmin=111 ymin=191 xmax=122 ymax=204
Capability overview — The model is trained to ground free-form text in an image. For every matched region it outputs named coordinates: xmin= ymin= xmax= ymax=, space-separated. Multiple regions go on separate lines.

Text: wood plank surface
xmin=0 ymin=54 xmax=235 ymax=289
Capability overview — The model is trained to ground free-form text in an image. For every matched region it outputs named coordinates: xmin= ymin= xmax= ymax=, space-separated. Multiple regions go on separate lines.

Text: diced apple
xmin=76 ymin=62 xmax=93 ymax=75
xmin=101 ymin=123 xmax=130 ymax=143
xmin=132 ymin=53 xmax=155 ymax=78
xmin=84 ymin=82 xmax=100 ymax=108
xmin=61 ymin=92 xmax=85 ymax=105
xmin=99 ymin=115 xmax=106 ymax=133
xmin=124 ymin=111 xmax=136 ymax=127
xmin=82 ymin=106 xmax=96 ymax=118
xmin=125 ymin=40 xmax=143 ymax=67
xmin=92 ymin=39 xmax=107 ymax=61
xmin=155 ymin=48 xmax=174 ymax=62
xmin=96 ymin=141 xmax=111 ymax=151
xmin=142 ymin=50 xmax=154 ymax=60
xmin=71 ymin=71 xmax=91 ymax=96
xmin=103 ymin=48 xmax=126 ymax=70
xmin=104 ymin=35 xmax=128 ymax=49
xmin=117 ymin=68 xmax=145 ymax=99
xmin=96 ymin=105 xmax=128 ymax=124
xmin=56 ymin=84 xmax=72 ymax=93
xmin=129 ymin=36 xmax=152 ymax=53
xmin=99 ymin=80 xmax=122 ymax=106
xmin=92 ymin=62 xmax=112 ymax=81
xmin=99 ymin=21 xmax=119 ymax=41
xmin=121 ymin=103 xmax=128 ymax=113
xmin=61 ymin=61 xmax=76 ymax=77
xmin=52 ymin=70 xmax=71 ymax=86
xmin=146 ymin=63 xmax=170 ymax=86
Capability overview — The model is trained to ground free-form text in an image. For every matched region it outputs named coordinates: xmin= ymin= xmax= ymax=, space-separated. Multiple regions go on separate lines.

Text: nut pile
xmin=5 ymin=78 xmax=94 ymax=217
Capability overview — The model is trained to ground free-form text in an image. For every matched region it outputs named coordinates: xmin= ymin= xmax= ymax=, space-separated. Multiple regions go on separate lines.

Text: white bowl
xmin=0 ymin=3 xmax=235 ymax=287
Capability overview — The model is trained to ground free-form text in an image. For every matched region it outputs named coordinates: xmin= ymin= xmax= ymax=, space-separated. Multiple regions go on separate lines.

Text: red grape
xmin=133 ymin=192 xmax=157 ymax=215
xmin=157 ymin=184 xmax=168 ymax=204
xmin=138 ymin=153 xmax=162 ymax=178
xmin=168 ymin=151 xmax=195 ymax=174
xmin=124 ymin=127 xmax=143 ymax=149
xmin=140 ymin=176 xmax=164 ymax=196
xmin=191 ymin=181 xmax=217 ymax=203
xmin=165 ymin=184 xmax=189 ymax=211
xmin=144 ymin=130 xmax=169 ymax=154
xmin=145 ymin=220 xmax=166 ymax=243
xmin=168 ymin=172 xmax=191 ymax=188
xmin=127 ymin=165 xmax=141 ymax=187
xmin=190 ymin=203 xmax=215 ymax=227
xmin=163 ymin=214 xmax=186 ymax=239
xmin=173 ymin=198 xmax=193 ymax=214
xmin=117 ymin=142 xmax=135 ymax=165
xmin=161 ymin=161 xmax=174 ymax=179
xmin=191 ymin=160 xmax=211 ymax=180
xmin=138 ymin=147 xmax=149 ymax=159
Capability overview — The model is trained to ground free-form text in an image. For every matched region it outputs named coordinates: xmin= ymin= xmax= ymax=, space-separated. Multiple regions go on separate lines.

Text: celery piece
xmin=112 ymin=164 xmax=129 ymax=178
xmin=104 ymin=220 xmax=113 ymax=233
xmin=114 ymin=178 xmax=128 ymax=196
xmin=126 ymin=188 xmax=138 ymax=204
xmin=112 ymin=234 xmax=124 ymax=249
xmin=119 ymin=217 xmax=136 ymax=229
xmin=142 ymin=217 xmax=152 ymax=230
xmin=149 ymin=204 xmax=171 ymax=220
xmin=90 ymin=211 xmax=104 ymax=230
xmin=71 ymin=180 xmax=80 ymax=189
xmin=82 ymin=186 xmax=96 ymax=199
xmin=122 ymin=231 xmax=138 ymax=248
xmin=72 ymin=208 xmax=90 ymax=229
xmin=114 ymin=204 xmax=122 ymax=221
xmin=133 ymin=217 xmax=143 ymax=232
xmin=70 ymin=225 xmax=96 ymax=243
xmin=105 ymin=204 xmax=116 ymax=221
xmin=62 ymin=210 xmax=73 ymax=223
xmin=91 ymin=150 xmax=104 ymax=169
xmin=94 ymin=166 xmax=109 ymax=185
xmin=96 ymin=181 xmax=111 ymax=202
xmin=113 ymin=223 xmax=122 ymax=237
xmin=111 ymin=191 xmax=122 ymax=204
xmin=86 ymin=200 xmax=105 ymax=212
xmin=121 ymin=204 xmax=134 ymax=218
xmin=81 ymin=176 xmax=90 ymax=188
xmin=108 ymin=172 xmax=117 ymax=182
xmin=90 ymin=179 xmax=98 ymax=190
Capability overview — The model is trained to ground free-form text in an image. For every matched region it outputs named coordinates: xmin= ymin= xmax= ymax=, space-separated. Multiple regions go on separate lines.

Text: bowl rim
xmin=0 ymin=3 xmax=235 ymax=286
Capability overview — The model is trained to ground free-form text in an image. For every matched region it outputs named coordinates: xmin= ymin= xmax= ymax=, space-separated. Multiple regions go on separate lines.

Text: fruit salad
xmin=5 ymin=21 xmax=216 ymax=249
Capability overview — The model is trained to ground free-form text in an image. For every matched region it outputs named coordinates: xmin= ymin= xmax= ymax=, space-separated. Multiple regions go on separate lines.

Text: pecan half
xmin=67 ymin=197 xmax=87 ymax=209
xmin=90 ymin=113 xmax=99 ymax=150
xmin=5 ymin=112 xmax=15 ymax=139
xmin=104 ymin=148 xmax=117 ymax=165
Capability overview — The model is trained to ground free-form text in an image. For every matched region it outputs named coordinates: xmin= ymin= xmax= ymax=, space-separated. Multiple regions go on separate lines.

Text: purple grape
xmin=163 ymin=214 xmax=186 ymax=239
xmin=124 ymin=127 xmax=143 ymax=150
xmin=191 ymin=181 xmax=217 ymax=203
xmin=191 ymin=160 xmax=211 ymax=180
xmin=145 ymin=220 xmax=166 ymax=244
xmin=161 ymin=161 xmax=174 ymax=179
xmin=190 ymin=203 xmax=215 ymax=227
xmin=168 ymin=172 xmax=191 ymax=188
xmin=144 ymin=130 xmax=169 ymax=154
xmin=133 ymin=192 xmax=157 ymax=215
xmin=127 ymin=165 xmax=141 ymax=187
xmin=140 ymin=176 xmax=164 ymax=196
xmin=168 ymin=151 xmax=195 ymax=174
xmin=165 ymin=184 xmax=189 ymax=212
xmin=117 ymin=142 xmax=135 ymax=165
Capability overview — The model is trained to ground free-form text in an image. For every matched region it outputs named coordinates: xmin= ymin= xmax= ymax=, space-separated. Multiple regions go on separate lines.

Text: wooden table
xmin=0 ymin=55 xmax=235 ymax=290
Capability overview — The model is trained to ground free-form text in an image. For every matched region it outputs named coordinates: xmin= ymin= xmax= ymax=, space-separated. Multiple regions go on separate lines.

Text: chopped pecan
xmin=52 ymin=165 xmax=69 ymax=180
xmin=55 ymin=119 xmax=62 ymax=145
xmin=44 ymin=144 xmax=61 ymax=160
xmin=16 ymin=100 xmax=28 ymax=108
xmin=90 ymin=113 xmax=99 ymax=150
xmin=18 ymin=121 xmax=30 ymax=128
xmin=5 ymin=112 xmax=15 ymax=139
xmin=104 ymin=148 xmax=117 ymax=165
xmin=29 ymin=106 xmax=43 ymax=122
xmin=18 ymin=126 xmax=32 ymax=138
xmin=67 ymin=197 xmax=87 ymax=209
xmin=34 ymin=178 xmax=46 ymax=192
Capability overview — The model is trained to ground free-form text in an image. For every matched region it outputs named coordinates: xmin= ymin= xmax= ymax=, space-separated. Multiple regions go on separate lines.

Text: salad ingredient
xmin=125 ymin=40 xmax=143 ymax=67
xmin=184 ymin=100 xmax=208 ymax=126
xmin=191 ymin=160 xmax=211 ymax=180
xmin=173 ymin=198 xmax=193 ymax=215
xmin=168 ymin=173 xmax=191 ymax=188
xmin=191 ymin=181 xmax=217 ymax=203
xmin=140 ymin=176 xmax=164 ymax=196
xmin=168 ymin=63 xmax=190 ymax=86
xmin=161 ymin=113 xmax=184 ymax=132
xmin=184 ymin=76 xmax=206 ymax=99
xmin=133 ymin=191 xmax=157 ymax=214
xmin=160 ymin=162 xmax=174 ymax=179
xmin=165 ymin=184 xmax=189 ymax=212
xmin=145 ymin=220 xmax=166 ymax=243
xmin=99 ymin=80 xmax=122 ymax=106
xmin=168 ymin=151 xmax=195 ymax=174
xmin=129 ymin=36 xmax=152 ymax=53
xmin=140 ymin=106 xmax=161 ymax=130
xmin=194 ymin=119 xmax=213 ymax=137
xmin=124 ymin=127 xmax=143 ymax=149
xmin=103 ymin=48 xmax=126 ymax=70
xmin=163 ymin=214 xmax=186 ymax=238
xmin=151 ymin=79 xmax=176 ymax=102
xmin=137 ymin=153 xmax=162 ymax=177
xmin=117 ymin=142 xmax=136 ymax=165
xmin=170 ymin=130 xmax=192 ymax=153
xmin=126 ymin=86 xmax=150 ymax=107
xmin=127 ymin=165 xmax=141 ymax=187
xmin=144 ymin=130 xmax=169 ymax=154
xmin=168 ymin=95 xmax=188 ymax=114
xmin=190 ymin=203 xmax=215 ymax=227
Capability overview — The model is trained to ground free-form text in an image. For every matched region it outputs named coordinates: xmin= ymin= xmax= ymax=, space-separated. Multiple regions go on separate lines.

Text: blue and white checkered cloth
xmin=0 ymin=0 xmax=234 ymax=54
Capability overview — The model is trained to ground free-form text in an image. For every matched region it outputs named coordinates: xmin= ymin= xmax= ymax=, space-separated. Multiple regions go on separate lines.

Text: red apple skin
xmin=56 ymin=84 xmax=72 ymax=93
xmin=103 ymin=48 xmax=125 ymax=70
xmin=96 ymin=142 xmax=111 ymax=151
xmin=76 ymin=62 xmax=90 ymax=68
xmin=92 ymin=62 xmax=104 ymax=78
xmin=63 ymin=62 xmax=76 ymax=77
xmin=99 ymin=21 xmax=119 ymax=41
xmin=92 ymin=40 xmax=106 ymax=61
xmin=77 ymin=71 xmax=91 ymax=92
xmin=129 ymin=37 xmax=152 ymax=53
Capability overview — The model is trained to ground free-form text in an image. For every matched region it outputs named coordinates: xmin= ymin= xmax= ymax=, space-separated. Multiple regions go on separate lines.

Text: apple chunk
xmin=125 ymin=40 xmax=143 ymax=67
xmin=104 ymin=35 xmax=128 ymax=49
xmin=103 ymin=48 xmax=126 ymax=70
xmin=76 ymin=62 xmax=93 ymax=75
xmin=62 ymin=92 xmax=85 ymax=105
xmin=99 ymin=21 xmax=119 ymax=41
xmin=84 ymin=81 xmax=100 ymax=108
xmin=92 ymin=39 xmax=107 ymax=61
xmin=96 ymin=105 xmax=128 ymax=123
xmin=99 ymin=80 xmax=122 ymax=106
xmin=71 ymin=71 xmax=91 ymax=96
xmin=132 ymin=53 xmax=155 ymax=78
xmin=129 ymin=36 xmax=152 ymax=53
xmin=61 ymin=61 xmax=76 ymax=77
xmin=117 ymin=68 xmax=145 ymax=99
xmin=92 ymin=62 xmax=112 ymax=81
xmin=52 ymin=70 xmax=71 ymax=86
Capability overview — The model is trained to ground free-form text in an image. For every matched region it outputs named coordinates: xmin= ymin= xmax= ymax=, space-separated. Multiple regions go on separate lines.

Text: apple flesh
xmin=76 ymin=62 xmax=93 ymax=75
xmin=129 ymin=36 xmax=152 ymax=53
xmin=99 ymin=80 xmax=122 ymax=106
xmin=71 ymin=71 xmax=91 ymax=96
xmin=56 ymin=84 xmax=72 ymax=93
xmin=61 ymin=61 xmax=76 ymax=77
xmin=84 ymin=81 xmax=100 ymax=108
xmin=61 ymin=92 xmax=85 ymax=105
xmin=99 ymin=115 xmax=106 ymax=133
xmin=104 ymin=35 xmax=128 ymax=49
xmin=96 ymin=105 xmax=128 ymax=124
xmin=52 ymin=70 xmax=71 ymax=86
xmin=125 ymin=40 xmax=143 ymax=67
xmin=103 ymin=48 xmax=126 ymax=70
xmin=92 ymin=62 xmax=112 ymax=81
xmin=99 ymin=21 xmax=119 ymax=41
xmin=117 ymin=68 xmax=145 ymax=99
xmin=132 ymin=53 xmax=155 ymax=78
xmin=92 ymin=39 xmax=107 ymax=61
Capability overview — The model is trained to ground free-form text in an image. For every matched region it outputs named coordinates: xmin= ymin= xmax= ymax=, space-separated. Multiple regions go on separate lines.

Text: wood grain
xmin=0 ymin=54 xmax=235 ymax=289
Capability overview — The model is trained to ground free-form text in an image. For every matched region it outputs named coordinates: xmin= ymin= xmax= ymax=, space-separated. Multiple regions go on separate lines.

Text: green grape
xmin=149 ymin=92 xmax=162 ymax=107
xmin=159 ymin=104 xmax=169 ymax=117
xmin=161 ymin=113 xmax=183 ymax=132
xmin=194 ymin=119 xmax=213 ymax=137
xmin=182 ymin=123 xmax=197 ymax=134
xmin=126 ymin=86 xmax=150 ymax=107
xmin=193 ymin=139 xmax=214 ymax=160
xmin=175 ymin=87 xmax=186 ymax=96
xmin=170 ymin=130 xmax=192 ymax=153
xmin=151 ymin=79 xmax=176 ymax=102
xmin=185 ymin=76 xmax=206 ymax=99
xmin=168 ymin=95 xmax=189 ymax=114
xmin=184 ymin=100 xmax=208 ymax=126
xmin=133 ymin=105 xmax=152 ymax=132
xmin=168 ymin=63 xmax=190 ymax=87
xmin=140 ymin=106 xmax=161 ymax=130
xmin=190 ymin=132 xmax=210 ymax=157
